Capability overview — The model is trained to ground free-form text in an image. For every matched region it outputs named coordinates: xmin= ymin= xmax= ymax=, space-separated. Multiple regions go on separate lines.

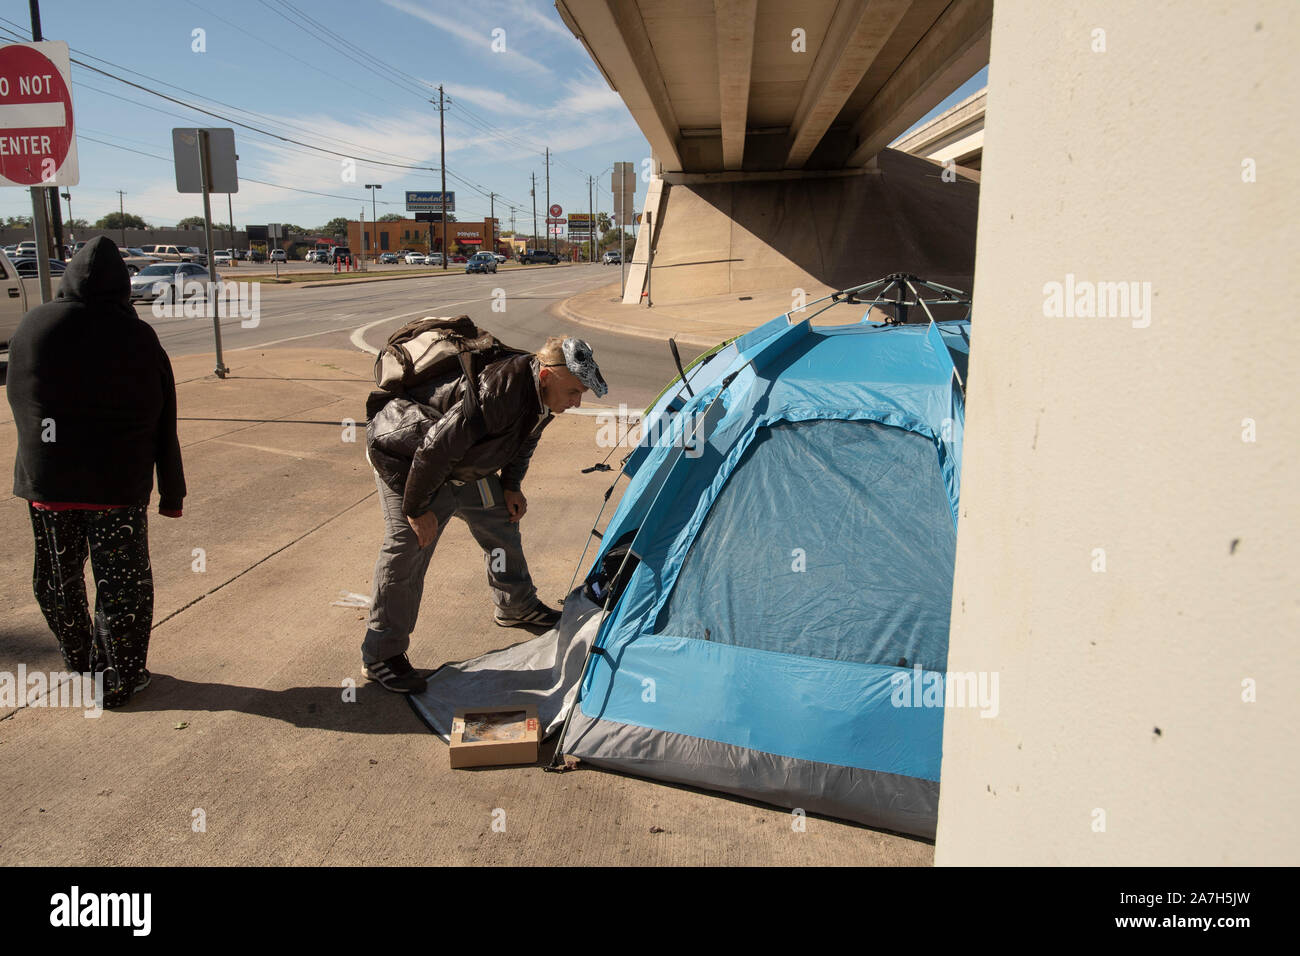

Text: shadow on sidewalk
xmin=114 ymin=673 xmax=429 ymax=735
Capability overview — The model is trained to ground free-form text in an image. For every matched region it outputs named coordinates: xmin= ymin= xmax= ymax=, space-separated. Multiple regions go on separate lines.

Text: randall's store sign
xmin=456 ymin=231 xmax=481 ymax=245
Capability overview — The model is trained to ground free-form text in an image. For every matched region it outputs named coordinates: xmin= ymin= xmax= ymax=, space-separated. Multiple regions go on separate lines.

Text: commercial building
xmin=347 ymin=217 xmax=501 ymax=257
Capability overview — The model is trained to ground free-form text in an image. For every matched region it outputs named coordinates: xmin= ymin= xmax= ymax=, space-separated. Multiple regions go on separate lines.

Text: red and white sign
xmin=548 ymin=204 xmax=562 ymax=217
xmin=0 ymin=41 xmax=78 ymax=187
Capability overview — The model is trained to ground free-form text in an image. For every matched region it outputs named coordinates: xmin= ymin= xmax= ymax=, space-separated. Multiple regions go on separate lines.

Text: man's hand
xmin=407 ymin=511 xmax=439 ymax=548
xmin=503 ymin=489 xmax=527 ymax=523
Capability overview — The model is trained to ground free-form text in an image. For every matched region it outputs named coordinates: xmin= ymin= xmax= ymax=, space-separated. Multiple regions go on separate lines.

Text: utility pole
xmin=544 ymin=147 xmax=551 ymax=255
xmin=588 ymin=175 xmax=594 ymax=264
xmin=117 ymin=190 xmax=127 ymax=250
xmin=365 ymin=184 xmax=381 ymax=261
xmin=26 ymin=0 xmax=53 ymax=298
xmin=438 ymin=86 xmax=448 ymax=270
xmin=27 ymin=0 xmax=65 ymax=264
xmin=531 ymin=173 xmax=537 ymax=252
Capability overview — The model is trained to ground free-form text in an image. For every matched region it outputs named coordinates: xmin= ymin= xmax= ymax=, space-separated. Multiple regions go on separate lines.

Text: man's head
xmin=537 ymin=336 xmax=607 ymax=412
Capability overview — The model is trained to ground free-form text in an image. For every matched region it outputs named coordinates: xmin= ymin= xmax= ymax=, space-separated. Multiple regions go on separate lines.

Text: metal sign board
xmin=406 ymin=190 xmax=454 ymax=212
xmin=612 ymin=161 xmax=635 ymax=226
xmin=172 ymin=128 xmax=238 ymax=193
xmin=0 ymin=41 xmax=79 ymax=187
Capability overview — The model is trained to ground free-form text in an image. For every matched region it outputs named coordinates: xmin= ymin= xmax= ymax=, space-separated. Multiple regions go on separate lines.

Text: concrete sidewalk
xmin=554 ymin=279 xmax=843 ymax=349
xmin=0 ymin=346 xmax=930 ymax=866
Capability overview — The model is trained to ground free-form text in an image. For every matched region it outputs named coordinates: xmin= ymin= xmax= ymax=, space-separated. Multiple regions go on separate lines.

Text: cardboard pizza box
xmin=449 ymin=705 xmax=541 ymax=768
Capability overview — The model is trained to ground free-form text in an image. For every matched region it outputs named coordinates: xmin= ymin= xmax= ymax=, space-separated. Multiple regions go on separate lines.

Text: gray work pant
xmin=362 ymin=471 xmax=539 ymax=663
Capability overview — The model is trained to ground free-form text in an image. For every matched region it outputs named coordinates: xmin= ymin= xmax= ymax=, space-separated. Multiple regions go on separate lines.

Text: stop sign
xmin=0 ymin=42 xmax=78 ymax=187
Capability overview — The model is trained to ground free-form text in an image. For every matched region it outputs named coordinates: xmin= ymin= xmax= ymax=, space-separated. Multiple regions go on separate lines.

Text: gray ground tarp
xmin=407 ymin=588 xmax=602 ymax=740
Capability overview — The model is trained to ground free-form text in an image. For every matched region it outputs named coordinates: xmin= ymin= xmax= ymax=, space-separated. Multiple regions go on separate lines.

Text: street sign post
xmin=0 ymin=41 xmax=80 ymax=303
xmin=0 ymin=42 xmax=78 ymax=186
xmin=172 ymin=127 xmax=239 ymax=378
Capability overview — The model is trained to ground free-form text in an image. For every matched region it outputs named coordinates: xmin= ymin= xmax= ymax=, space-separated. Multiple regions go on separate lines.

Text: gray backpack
xmin=366 ymin=315 xmax=526 ymax=421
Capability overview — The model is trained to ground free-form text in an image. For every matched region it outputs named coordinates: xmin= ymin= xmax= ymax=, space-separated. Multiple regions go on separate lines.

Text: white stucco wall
xmin=935 ymin=1 xmax=1299 ymax=864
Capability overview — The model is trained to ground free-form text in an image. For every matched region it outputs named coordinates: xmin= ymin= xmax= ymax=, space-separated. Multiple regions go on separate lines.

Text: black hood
xmin=57 ymin=235 xmax=131 ymax=307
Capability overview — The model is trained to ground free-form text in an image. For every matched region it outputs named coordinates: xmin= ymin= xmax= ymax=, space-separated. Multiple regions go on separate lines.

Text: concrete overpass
xmin=555 ymin=0 xmax=991 ymax=304
xmin=556 ymin=0 xmax=992 ymax=172
xmin=893 ymin=86 xmax=984 ymax=179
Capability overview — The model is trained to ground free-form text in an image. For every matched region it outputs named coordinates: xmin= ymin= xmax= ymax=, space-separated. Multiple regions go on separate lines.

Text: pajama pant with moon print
xmin=28 ymin=504 xmax=154 ymax=708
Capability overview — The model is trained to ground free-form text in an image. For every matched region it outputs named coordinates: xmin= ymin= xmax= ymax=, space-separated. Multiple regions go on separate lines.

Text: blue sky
xmin=0 ymin=0 xmax=649 ymax=232
xmin=0 ymin=1 xmax=986 ymax=234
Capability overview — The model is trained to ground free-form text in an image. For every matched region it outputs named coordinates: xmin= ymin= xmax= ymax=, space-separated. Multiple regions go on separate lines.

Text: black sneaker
xmin=363 ymin=654 xmax=427 ymax=694
xmin=494 ymin=602 xmax=561 ymax=629
xmin=101 ymin=668 xmax=151 ymax=709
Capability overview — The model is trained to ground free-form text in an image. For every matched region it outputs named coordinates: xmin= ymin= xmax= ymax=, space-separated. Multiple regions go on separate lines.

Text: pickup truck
xmin=141 ymin=244 xmax=206 ymax=265
xmin=519 ymin=248 xmax=559 ymax=264
xmin=1 ymin=249 xmax=32 ymax=348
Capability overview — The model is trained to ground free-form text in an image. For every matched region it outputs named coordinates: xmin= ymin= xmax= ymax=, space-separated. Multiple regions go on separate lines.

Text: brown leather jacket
xmin=367 ymin=353 xmax=553 ymax=517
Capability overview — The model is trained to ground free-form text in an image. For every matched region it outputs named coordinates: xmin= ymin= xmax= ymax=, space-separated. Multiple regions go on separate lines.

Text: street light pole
xmin=60 ymin=190 xmax=73 ymax=245
xmin=365 ymin=184 xmax=381 ymax=261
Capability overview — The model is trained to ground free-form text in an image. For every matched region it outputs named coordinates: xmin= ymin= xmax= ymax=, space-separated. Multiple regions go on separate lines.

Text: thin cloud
xmin=442 ymin=83 xmax=537 ymax=118
xmin=381 ymin=0 xmax=553 ymax=77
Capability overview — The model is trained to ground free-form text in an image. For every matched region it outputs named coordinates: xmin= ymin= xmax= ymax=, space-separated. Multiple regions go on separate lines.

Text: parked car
xmin=269 ymin=249 xmax=286 ymax=263
xmin=328 ymin=246 xmax=352 ymax=264
xmin=602 ymin=249 xmax=622 ymax=265
xmin=10 ymin=257 xmax=67 ymax=275
xmin=492 ymin=253 xmax=507 ymax=264
xmin=404 ymin=251 xmax=425 ymax=264
xmin=213 ymin=250 xmax=233 ymax=265
xmin=465 ymin=251 xmax=498 ymax=274
xmin=117 ymin=248 xmax=159 ymax=276
xmin=129 ymin=262 xmax=218 ymax=302
xmin=378 ymin=252 xmax=398 ymax=264
xmin=423 ymin=253 xmax=443 ymax=266
xmin=247 ymin=249 xmax=267 ymax=263
xmin=449 ymin=253 xmax=468 ymax=263
xmin=520 ymin=248 xmax=560 ymax=264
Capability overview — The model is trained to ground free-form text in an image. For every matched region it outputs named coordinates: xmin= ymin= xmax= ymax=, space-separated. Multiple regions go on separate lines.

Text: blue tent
xmin=554 ymin=312 xmax=968 ymax=837
xmin=411 ymin=283 xmax=969 ymax=839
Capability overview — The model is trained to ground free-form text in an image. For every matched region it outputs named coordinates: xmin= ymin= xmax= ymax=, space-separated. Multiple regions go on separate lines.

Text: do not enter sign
xmin=0 ymin=41 xmax=79 ymax=187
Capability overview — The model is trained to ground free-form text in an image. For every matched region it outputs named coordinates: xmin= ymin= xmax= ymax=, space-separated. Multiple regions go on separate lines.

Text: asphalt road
xmin=139 ymin=263 xmax=693 ymax=411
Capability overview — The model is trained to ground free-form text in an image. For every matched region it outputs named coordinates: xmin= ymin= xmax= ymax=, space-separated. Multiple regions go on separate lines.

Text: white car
xmin=213 ymin=249 xmax=233 ymax=265
xmin=404 ymin=252 xmax=425 ymax=264
xmin=493 ymin=253 xmax=506 ymax=264
xmin=270 ymin=249 xmax=286 ymax=262
xmin=129 ymin=262 xmax=220 ymax=302
xmin=423 ymin=253 xmax=443 ymax=266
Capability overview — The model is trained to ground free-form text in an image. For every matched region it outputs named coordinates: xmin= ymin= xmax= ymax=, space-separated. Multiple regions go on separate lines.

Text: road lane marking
xmin=229 ymin=325 xmax=361 ymax=351
xmin=348 ymin=274 xmax=597 ymax=354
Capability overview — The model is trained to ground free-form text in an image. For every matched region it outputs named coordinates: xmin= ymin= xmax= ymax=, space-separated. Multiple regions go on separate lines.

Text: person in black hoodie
xmin=6 ymin=236 xmax=185 ymax=708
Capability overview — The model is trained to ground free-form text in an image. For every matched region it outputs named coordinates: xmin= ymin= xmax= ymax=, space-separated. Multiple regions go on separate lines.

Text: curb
xmin=286 ymin=263 xmax=576 ymax=290
xmin=551 ymin=287 xmax=740 ymax=350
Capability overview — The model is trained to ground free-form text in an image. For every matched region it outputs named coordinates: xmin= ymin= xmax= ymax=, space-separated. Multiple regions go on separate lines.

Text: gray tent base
xmin=563 ymin=707 xmax=938 ymax=839
xmin=408 ymin=588 xmax=937 ymax=839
